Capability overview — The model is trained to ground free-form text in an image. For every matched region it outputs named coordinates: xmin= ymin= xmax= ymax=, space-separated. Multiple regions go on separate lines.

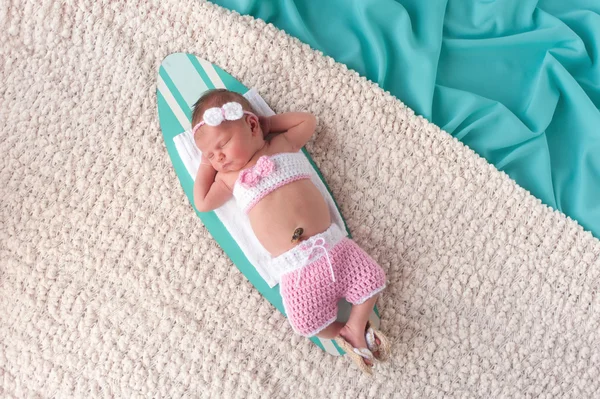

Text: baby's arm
xmin=265 ymin=112 xmax=317 ymax=152
xmin=193 ymin=163 xmax=232 ymax=212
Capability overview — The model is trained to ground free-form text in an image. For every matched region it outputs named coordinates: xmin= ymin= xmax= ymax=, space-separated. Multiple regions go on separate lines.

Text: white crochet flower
xmin=202 ymin=102 xmax=244 ymax=126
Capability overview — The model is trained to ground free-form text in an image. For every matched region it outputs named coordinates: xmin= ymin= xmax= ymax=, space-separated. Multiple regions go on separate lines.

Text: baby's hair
xmin=191 ymin=89 xmax=256 ymax=140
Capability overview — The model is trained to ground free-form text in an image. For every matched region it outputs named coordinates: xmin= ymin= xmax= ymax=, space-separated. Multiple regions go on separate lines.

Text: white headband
xmin=192 ymin=102 xmax=257 ymax=136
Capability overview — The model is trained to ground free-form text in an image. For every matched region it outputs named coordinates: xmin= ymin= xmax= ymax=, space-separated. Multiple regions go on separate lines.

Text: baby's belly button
xmin=257 ymin=218 xmax=329 ymax=249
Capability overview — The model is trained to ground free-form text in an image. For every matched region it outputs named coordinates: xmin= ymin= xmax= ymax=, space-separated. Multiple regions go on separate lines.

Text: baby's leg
xmin=345 ymin=295 xmax=379 ymax=334
xmin=339 ymin=295 xmax=380 ymax=365
xmin=336 ymin=237 xmax=386 ymax=361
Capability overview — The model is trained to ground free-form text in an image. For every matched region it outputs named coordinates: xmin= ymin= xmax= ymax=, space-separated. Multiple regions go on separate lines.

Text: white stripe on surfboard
xmin=198 ymin=57 xmax=226 ymax=89
xmin=321 ymin=339 xmax=342 ymax=356
xmin=157 ymin=73 xmax=202 ymax=177
xmin=162 ymin=53 xmax=208 ymax=108
xmin=157 ymin=75 xmax=191 ymax=131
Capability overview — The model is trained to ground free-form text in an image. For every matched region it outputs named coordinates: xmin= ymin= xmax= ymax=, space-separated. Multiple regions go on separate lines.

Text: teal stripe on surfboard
xmin=187 ymin=55 xmax=215 ymax=91
xmin=157 ymin=53 xmax=381 ymax=355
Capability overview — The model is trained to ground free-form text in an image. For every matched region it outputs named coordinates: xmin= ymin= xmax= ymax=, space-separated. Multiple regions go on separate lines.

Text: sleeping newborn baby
xmin=192 ymin=89 xmax=390 ymax=373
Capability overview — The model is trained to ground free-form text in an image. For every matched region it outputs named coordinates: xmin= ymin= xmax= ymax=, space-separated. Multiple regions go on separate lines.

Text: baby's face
xmin=195 ymin=115 xmax=260 ymax=172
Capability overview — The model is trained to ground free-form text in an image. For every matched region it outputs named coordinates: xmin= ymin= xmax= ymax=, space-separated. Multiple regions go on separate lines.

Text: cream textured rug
xmin=2 ymin=0 xmax=600 ymax=397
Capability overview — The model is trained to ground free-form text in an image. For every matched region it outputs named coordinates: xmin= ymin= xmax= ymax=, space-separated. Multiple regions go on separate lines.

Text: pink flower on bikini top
xmin=238 ymin=156 xmax=275 ymax=188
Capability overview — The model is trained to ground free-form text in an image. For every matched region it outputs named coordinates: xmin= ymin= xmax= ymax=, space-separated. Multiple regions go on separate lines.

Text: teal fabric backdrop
xmin=211 ymin=0 xmax=600 ymax=238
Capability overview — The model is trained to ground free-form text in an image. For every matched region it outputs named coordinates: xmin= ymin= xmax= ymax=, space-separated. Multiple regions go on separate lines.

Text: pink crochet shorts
xmin=279 ymin=237 xmax=386 ymax=337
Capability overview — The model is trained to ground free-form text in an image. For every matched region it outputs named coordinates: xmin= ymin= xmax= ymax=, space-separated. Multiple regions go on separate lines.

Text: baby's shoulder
xmin=267 ymin=134 xmax=296 ymax=154
xmin=215 ymin=171 xmax=236 ymax=192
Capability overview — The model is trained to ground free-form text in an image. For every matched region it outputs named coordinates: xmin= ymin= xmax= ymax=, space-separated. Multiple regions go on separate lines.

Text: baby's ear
xmin=247 ymin=114 xmax=259 ymax=133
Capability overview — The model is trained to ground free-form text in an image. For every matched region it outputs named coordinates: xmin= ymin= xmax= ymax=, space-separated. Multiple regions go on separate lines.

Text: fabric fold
xmin=211 ymin=0 xmax=600 ymax=237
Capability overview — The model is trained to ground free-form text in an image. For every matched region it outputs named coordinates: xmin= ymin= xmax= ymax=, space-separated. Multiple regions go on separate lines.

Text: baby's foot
xmin=339 ymin=324 xmax=379 ymax=366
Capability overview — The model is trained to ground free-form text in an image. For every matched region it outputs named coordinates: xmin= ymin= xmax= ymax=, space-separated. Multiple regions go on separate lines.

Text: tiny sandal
xmin=334 ymin=336 xmax=375 ymax=375
xmin=365 ymin=321 xmax=391 ymax=361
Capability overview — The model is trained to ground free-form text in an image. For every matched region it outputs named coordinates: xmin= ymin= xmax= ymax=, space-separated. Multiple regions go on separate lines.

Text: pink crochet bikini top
xmin=232 ymin=152 xmax=313 ymax=214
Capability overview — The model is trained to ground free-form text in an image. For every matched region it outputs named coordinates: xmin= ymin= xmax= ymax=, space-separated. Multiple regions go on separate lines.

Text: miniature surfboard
xmin=156 ymin=53 xmax=381 ymax=355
